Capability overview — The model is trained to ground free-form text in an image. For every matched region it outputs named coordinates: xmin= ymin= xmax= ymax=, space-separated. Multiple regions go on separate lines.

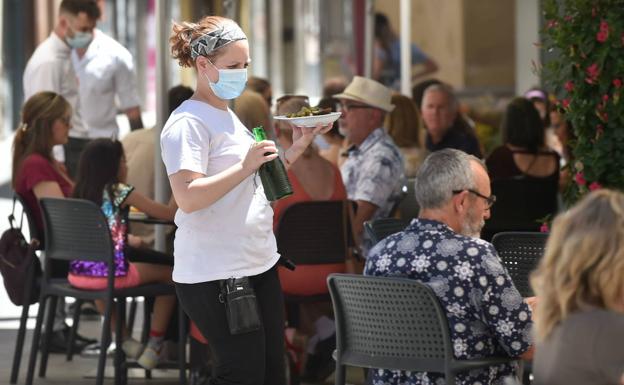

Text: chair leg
xmin=115 ymin=298 xmax=128 ymax=385
xmin=96 ymin=296 xmax=113 ymax=385
xmin=178 ymin=305 xmax=187 ymax=385
xmin=25 ymin=295 xmax=47 ymax=385
xmin=66 ymin=299 xmax=83 ymax=361
xmin=38 ymin=296 xmax=58 ymax=378
xmin=446 ymin=371 xmax=456 ymax=385
xmin=142 ymin=297 xmax=152 ymax=379
xmin=334 ymin=363 xmax=346 ymax=385
xmin=127 ymin=297 xmax=137 ymax=333
xmin=10 ymin=300 xmax=31 ymax=384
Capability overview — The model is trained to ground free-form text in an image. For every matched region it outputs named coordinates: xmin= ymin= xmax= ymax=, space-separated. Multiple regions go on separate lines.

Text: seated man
xmin=334 ymin=76 xmax=406 ymax=256
xmin=365 ymin=148 xmax=533 ymax=385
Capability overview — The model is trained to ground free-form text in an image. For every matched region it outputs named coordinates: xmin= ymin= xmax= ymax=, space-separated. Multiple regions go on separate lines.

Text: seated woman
xmin=484 ymin=97 xmax=560 ymax=238
xmin=272 ymin=96 xmax=347 ymax=382
xmin=69 ymin=138 xmax=177 ymax=369
xmin=531 ymin=189 xmax=624 ymax=385
xmin=12 ymin=91 xmax=93 ymax=352
xmin=385 ymin=93 xmax=427 ymax=177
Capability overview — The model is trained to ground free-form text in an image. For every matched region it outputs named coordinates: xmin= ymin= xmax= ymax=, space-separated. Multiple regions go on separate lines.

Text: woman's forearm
xmin=170 ymin=162 xmax=253 ymax=213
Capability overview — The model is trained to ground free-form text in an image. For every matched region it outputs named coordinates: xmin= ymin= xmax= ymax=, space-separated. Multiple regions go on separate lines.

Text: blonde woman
xmin=385 ymin=93 xmax=426 ymax=177
xmin=531 ymin=189 xmax=624 ymax=385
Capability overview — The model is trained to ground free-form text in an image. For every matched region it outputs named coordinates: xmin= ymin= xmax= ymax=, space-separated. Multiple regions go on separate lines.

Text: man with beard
xmin=364 ymin=149 xmax=534 ymax=385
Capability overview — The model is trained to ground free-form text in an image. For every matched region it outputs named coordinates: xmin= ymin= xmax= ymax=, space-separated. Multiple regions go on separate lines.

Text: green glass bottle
xmin=252 ymin=126 xmax=293 ymax=201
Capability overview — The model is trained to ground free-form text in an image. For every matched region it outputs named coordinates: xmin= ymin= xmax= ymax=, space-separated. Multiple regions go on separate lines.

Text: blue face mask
xmin=66 ymin=30 xmax=93 ymax=49
xmin=205 ymin=62 xmax=248 ymax=100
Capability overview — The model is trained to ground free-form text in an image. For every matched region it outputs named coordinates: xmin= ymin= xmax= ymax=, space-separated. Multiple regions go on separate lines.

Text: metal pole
xmin=154 ymin=0 xmax=170 ymax=252
xmin=363 ymin=0 xmax=374 ymax=79
xmin=399 ymin=0 xmax=411 ymax=96
xmin=269 ymin=0 xmax=284 ymax=96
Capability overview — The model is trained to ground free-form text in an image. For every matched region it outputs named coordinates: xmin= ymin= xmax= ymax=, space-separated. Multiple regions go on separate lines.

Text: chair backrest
xmin=14 ymin=193 xmax=43 ymax=246
xmin=482 ymin=177 xmax=557 ymax=240
xmin=491 ymin=231 xmax=548 ymax=297
xmin=364 ymin=218 xmax=411 ymax=245
xmin=328 ymin=274 xmax=452 ymax=374
xmin=275 ymin=200 xmax=351 ymax=265
xmin=397 ymin=177 xmax=420 ymax=220
xmin=40 ymin=198 xmax=114 ymax=266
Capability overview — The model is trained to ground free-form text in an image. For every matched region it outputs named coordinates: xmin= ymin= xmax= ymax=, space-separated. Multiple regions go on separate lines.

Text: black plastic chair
xmin=364 ymin=218 xmax=410 ymax=245
xmin=275 ymin=200 xmax=354 ymax=304
xmin=25 ymin=198 xmax=187 ymax=385
xmin=9 ymin=193 xmax=42 ymax=384
xmin=396 ymin=177 xmax=420 ymax=220
xmin=327 ymin=274 xmax=518 ymax=385
xmin=492 ymin=232 xmax=548 ymax=298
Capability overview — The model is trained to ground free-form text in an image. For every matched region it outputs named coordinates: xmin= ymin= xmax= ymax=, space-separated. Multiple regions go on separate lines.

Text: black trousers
xmin=176 ymin=265 xmax=286 ymax=385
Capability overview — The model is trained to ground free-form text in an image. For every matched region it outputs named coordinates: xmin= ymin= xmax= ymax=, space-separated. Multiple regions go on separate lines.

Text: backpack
xmin=0 ymin=196 xmax=41 ymax=306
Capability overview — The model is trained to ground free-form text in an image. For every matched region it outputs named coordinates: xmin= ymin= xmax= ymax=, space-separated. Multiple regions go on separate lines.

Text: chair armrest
xmin=450 ymin=356 xmax=517 ymax=374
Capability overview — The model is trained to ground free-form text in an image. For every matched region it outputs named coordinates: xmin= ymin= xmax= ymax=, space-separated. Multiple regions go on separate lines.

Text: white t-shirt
xmin=160 ymin=100 xmax=279 ymax=283
xmin=71 ymin=29 xmax=141 ymax=138
xmin=23 ymin=32 xmax=86 ymax=143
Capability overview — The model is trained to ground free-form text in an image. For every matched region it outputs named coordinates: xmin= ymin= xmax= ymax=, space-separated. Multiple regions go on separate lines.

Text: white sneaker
xmin=137 ymin=345 xmax=163 ymax=370
xmin=121 ymin=338 xmax=144 ymax=359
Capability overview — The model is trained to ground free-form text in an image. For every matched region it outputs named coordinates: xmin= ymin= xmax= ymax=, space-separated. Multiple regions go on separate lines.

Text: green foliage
xmin=542 ymin=0 xmax=624 ymax=204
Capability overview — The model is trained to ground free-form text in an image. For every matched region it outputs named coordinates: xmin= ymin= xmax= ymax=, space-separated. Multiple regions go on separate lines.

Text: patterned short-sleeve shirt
xmin=340 ymin=128 xmax=405 ymax=252
xmin=364 ymin=218 xmax=533 ymax=385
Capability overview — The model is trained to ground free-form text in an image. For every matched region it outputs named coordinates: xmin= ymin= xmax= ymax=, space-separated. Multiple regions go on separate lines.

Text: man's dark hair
xmin=59 ymin=0 xmax=101 ymax=20
xmin=168 ymin=85 xmax=194 ymax=115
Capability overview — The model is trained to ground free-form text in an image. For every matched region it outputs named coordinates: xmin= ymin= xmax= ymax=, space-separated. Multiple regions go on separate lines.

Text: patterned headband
xmin=190 ymin=25 xmax=247 ymax=60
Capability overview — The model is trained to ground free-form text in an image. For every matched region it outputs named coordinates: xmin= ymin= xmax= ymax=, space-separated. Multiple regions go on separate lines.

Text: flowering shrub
xmin=542 ymin=0 xmax=624 ymax=204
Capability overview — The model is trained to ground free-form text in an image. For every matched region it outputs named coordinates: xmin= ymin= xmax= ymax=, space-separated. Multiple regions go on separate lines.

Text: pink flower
xmin=575 ymin=172 xmax=587 ymax=186
xmin=597 ymin=30 xmax=608 ymax=43
xmin=561 ymin=99 xmax=570 ymax=109
xmin=613 ymin=78 xmax=622 ymax=88
xmin=589 ymin=182 xmax=602 ymax=191
xmin=540 ymin=223 xmax=550 ymax=233
xmin=564 ymin=81 xmax=574 ymax=92
xmin=600 ymin=20 xmax=609 ymax=32
xmin=585 ymin=63 xmax=600 ymax=84
xmin=564 ymin=15 xmax=573 ymax=22
xmin=602 ymin=94 xmax=610 ymax=102
xmin=546 ymin=19 xmax=558 ymax=29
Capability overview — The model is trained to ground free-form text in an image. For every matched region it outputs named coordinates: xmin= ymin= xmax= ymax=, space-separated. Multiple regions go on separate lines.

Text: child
xmin=69 ymin=138 xmax=177 ymax=369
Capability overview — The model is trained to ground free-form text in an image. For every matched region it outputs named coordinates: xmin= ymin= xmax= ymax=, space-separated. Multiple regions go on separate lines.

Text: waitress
xmin=163 ymin=15 xmax=330 ymax=384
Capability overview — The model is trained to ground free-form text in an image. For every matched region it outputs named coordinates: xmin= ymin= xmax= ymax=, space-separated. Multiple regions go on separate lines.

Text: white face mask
xmin=204 ymin=60 xmax=248 ymax=100
xmin=66 ymin=29 xmax=93 ymax=49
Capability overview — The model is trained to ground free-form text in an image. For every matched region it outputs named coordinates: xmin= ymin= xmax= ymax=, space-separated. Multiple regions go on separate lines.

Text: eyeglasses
xmin=59 ymin=116 xmax=71 ymax=126
xmin=452 ymin=189 xmax=496 ymax=208
xmin=338 ymin=103 xmax=374 ymax=112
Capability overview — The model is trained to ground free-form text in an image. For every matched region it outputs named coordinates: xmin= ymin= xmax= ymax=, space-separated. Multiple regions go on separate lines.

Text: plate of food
xmin=274 ymin=106 xmax=341 ymax=128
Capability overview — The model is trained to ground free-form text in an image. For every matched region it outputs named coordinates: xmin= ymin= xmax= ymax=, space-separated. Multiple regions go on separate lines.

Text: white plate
xmin=273 ymin=111 xmax=341 ymax=127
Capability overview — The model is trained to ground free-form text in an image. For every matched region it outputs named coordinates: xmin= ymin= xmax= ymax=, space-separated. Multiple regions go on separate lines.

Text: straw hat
xmin=334 ymin=76 xmax=394 ymax=112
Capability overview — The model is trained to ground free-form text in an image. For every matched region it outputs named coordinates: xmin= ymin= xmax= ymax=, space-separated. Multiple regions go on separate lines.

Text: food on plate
xmin=286 ymin=106 xmax=332 ymax=118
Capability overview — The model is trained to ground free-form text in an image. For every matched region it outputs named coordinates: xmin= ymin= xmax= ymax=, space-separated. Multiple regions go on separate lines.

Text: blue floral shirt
xmin=341 ymin=128 xmax=405 ymax=253
xmin=364 ymin=218 xmax=533 ymax=385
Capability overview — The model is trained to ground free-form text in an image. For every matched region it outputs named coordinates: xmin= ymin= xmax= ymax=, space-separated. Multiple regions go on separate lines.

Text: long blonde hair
xmin=530 ymin=189 xmax=624 ymax=341
xmin=385 ymin=93 xmax=422 ymax=147
xmin=12 ymin=91 xmax=71 ymax=187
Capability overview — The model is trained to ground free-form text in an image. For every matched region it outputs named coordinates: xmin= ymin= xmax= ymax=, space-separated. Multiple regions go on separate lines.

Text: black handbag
xmin=0 ymin=196 xmax=41 ymax=306
xmin=219 ymin=277 xmax=262 ymax=335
